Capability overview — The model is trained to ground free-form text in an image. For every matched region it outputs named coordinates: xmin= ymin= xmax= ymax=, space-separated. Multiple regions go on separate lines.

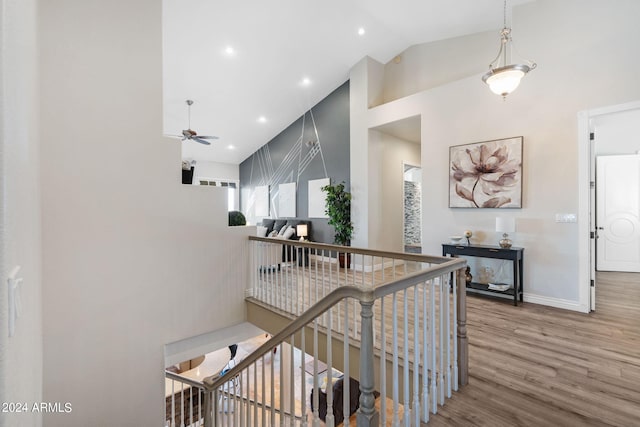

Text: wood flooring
xmin=424 ymin=271 xmax=640 ymax=427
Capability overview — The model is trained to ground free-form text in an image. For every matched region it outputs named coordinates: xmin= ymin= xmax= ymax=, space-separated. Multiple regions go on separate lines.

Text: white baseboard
xmin=309 ymin=253 xmax=337 ymax=264
xmin=523 ymin=294 xmax=589 ymax=313
xmin=309 ymin=254 xmax=405 ymax=273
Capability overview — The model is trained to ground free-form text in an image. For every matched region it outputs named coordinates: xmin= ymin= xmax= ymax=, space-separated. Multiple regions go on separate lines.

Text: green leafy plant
xmin=321 ymin=182 xmax=353 ymax=246
xmin=228 ymin=210 xmax=247 ymax=226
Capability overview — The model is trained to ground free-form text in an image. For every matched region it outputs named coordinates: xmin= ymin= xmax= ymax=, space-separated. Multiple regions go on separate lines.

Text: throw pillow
xmin=268 ymin=230 xmax=279 ymax=238
xmin=283 ymin=226 xmax=296 ymax=240
xmin=256 ymin=226 xmax=268 ymax=237
xmin=261 ymin=218 xmax=276 ymax=234
xmin=273 ymin=219 xmax=287 ymax=234
xmin=277 ymin=224 xmax=289 ymax=236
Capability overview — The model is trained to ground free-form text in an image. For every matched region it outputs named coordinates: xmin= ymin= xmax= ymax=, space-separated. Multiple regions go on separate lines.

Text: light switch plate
xmin=555 ymin=213 xmax=577 ymax=223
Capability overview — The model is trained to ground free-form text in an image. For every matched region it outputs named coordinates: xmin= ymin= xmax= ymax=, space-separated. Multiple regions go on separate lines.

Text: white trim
xmin=577 ymin=100 xmax=640 ymax=313
xmin=352 ymin=258 xmax=406 ymax=273
xmin=309 ymin=253 xmax=408 ymax=273
xmin=309 ymin=253 xmax=337 ymax=264
xmin=523 ymin=294 xmax=588 ymax=313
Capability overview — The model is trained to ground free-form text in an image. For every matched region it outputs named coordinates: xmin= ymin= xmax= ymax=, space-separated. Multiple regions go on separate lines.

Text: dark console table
xmin=442 ymin=244 xmax=524 ymax=306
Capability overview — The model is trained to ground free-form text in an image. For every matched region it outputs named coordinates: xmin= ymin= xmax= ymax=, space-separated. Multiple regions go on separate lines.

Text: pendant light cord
xmin=503 ymin=0 xmax=507 ymax=28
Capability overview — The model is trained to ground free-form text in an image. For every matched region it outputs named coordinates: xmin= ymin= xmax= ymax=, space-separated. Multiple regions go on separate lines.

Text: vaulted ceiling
xmin=163 ymin=0 xmax=534 ymax=165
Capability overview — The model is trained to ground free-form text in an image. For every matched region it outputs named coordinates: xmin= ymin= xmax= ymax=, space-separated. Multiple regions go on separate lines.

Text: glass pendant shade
xmin=483 ymin=64 xmax=530 ymax=97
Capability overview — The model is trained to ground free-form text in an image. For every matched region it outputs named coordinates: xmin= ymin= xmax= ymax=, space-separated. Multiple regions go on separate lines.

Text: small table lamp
xmin=296 ymin=224 xmax=308 ymax=241
xmin=496 ymin=217 xmax=516 ymax=248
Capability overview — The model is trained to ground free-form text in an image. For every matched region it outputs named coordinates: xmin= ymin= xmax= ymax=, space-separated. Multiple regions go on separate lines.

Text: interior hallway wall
xmin=0 ymin=0 xmax=42 ymax=426
xmin=39 ymin=1 xmax=251 ymax=425
xmin=368 ymin=130 xmax=420 ymax=252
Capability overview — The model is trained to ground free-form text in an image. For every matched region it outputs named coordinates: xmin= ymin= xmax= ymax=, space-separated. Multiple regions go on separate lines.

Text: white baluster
xmin=430 ymin=280 xmax=437 ymax=414
xmin=380 ymin=295 xmax=387 ymax=427
xmin=313 ymin=317 xmax=320 ymax=427
xmin=171 ymin=379 xmax=175 ymax=427
xmin=261 ymin=355 xmax=266 ymax=427
xmin=343 ymin=299 xmax=350 ymax=426
xmin=422 ymin=282 xmax=429 ymax=423
xmin=403 ymin=289 xmax=410 ymax=427
xmin=280 ymin=342 xmax=285 ymax=426
xmin=180 ymin=381 xmax=185 ymax=427
xmin=290 ymin=336 xmax=295 ymax=426
xmin=392 ymin=292 xmax=400 ymax=427
xmin=439 ymin=279 xmax=445 ymax=406
xmin=190 ymin=387 xmax=194 ymax=427
xmin=326 ymin=305 xmax=335 ymax=427
xmin=413 ymin=286 xmax=421 ymax=426
xmin=452 ymin=271 xmax=459 ymax=391
xmin=445 ymin=274 xmax=452 ymax=398
xmin=253 ymin=362 xmax=258 ymax=426
xmin=246 ymin=367 xmax=251 ymax=427
xmin=301 ymin=328 xmax=307 ymax=427
xmin=275 ymin=243 xmax=280 ymax=310
xmin=271 ymin=347 xmax=276 ymax=427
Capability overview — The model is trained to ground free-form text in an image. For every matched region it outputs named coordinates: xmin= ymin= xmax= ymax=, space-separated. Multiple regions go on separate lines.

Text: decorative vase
xmin=465 ymin=266 xmax=473 ymax=286
xmin=478 ymin=266 xmax=495 ymax=284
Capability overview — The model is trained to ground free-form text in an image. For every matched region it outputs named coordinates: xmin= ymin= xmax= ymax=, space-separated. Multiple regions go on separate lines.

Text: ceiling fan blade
xmin=196 ymin=135 xmax=219 ymax=140
xmin=192 ymin=137 xmax=211 ymax=145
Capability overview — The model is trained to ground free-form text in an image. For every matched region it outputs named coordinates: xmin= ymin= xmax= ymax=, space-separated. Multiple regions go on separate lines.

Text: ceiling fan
xmin=175 ymin=99 xmax=219 ymax=145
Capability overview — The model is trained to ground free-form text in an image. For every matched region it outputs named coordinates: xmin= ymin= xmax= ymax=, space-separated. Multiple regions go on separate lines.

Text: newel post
xmin=456 ymin=267 xmax=469 ymax=386
xmin=357 ymin=299 xmax=380 ymax=426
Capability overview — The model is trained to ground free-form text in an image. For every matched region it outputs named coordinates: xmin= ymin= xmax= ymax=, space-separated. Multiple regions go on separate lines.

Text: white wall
xmin=39 ymin=1 xmax=251 ymax=425
xmin=368 ymin=130 xmax=420 ymax=252
xmin=352 ymin=0 xmax=640 ymax=312
xmin=193 ymin=160 xmax=239 ymax=182
xmin=193 ymin=161 xmax=240 ymax=210
xmin=0 ymin=0 xmax=42 ymax=426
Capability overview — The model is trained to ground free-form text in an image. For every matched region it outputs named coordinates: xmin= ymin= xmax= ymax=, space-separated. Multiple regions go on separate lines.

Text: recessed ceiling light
xmin=301 ymin=77 xmax=311 ymax=87
xmin=357 ymin=27 xmax=366 ymax=36
xmin=224 ymin=46 xmax=236 ymax=56
xmin=227 ymin=144 xmax=235 ymax=150
xmin=257 ymin=116 xmax=267 ymax=123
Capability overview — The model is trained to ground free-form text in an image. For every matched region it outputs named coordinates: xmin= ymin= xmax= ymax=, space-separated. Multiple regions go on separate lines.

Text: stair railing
xmin=201 ymin=239 xmax=467 ymax=426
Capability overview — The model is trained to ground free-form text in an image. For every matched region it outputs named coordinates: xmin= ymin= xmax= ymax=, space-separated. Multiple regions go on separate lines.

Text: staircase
xmin=166 ymin=237 xmax=468 ymax=426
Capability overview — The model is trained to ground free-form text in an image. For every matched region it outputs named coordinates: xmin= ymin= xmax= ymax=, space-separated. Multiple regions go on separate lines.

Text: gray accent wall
xmin=239 ymin=81 xmax=350 ymax=244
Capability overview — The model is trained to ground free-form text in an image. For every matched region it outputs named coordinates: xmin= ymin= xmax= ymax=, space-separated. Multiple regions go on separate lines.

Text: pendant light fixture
xmin=482 ymin=0 xmax=536 ymax=99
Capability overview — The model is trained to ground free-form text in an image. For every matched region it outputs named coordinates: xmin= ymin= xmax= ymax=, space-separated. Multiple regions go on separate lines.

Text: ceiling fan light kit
xmin=179 ymin=99 xmax=219 ymax=145
xmin=482 ymin=0 xmax=536 ymax=99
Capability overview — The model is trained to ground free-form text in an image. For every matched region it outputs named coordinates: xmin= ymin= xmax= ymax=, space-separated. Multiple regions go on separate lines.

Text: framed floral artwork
xmin=449 ymin=136 xmax=523 ymax=208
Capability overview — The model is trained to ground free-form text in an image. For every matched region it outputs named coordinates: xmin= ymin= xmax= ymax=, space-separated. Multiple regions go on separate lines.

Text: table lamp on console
xmin=496 ymin=217 xmax=516 ymax=248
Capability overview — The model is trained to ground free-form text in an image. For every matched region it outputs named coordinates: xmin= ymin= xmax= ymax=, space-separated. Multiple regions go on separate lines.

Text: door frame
xmin=578 ymin=100 xmax=640 ymax=312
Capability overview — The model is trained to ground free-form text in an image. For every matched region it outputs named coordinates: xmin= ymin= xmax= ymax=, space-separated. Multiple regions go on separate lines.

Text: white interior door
xmin=596 ymin=154 xmax=640 ymax=272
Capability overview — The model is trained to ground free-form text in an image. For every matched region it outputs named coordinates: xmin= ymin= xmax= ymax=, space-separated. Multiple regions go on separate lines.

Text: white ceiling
xmin=163 ymin=0 xmax=533 ymax=165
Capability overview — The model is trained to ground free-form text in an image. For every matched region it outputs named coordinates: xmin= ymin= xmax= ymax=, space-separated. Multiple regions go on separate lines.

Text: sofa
xmin=258 ymin=218 xmax=312 ymax=241
xmin=258 ymin=218 xmax=312 ymax=265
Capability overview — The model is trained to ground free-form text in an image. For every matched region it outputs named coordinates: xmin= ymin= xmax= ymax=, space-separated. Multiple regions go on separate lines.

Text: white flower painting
xmin=449 ymin=137 xmax=523 ymax=208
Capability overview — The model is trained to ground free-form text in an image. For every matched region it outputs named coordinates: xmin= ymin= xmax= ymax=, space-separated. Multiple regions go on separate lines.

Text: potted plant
xmin=321 ymin=182 xmax=353 ymax=268
xmin=228 ymin=210 xmax=247 ymax=226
